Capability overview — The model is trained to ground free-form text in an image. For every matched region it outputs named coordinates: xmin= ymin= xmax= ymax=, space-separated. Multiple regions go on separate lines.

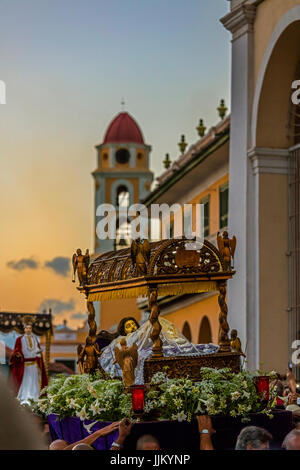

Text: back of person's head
xmin=72 ymin=443 xmax=94 ymax=450
xmin=136 ymin=434 xmax=160 ymax=450
xmin=49 ymin=439 xmax=68 ymax=450
xmin=0 ymin=373 xmax=46 ymax=450
xmin=235 ymin=426 xmax=272 ymax=450
xmin=282 ymin=429 xmax=300 ymax=450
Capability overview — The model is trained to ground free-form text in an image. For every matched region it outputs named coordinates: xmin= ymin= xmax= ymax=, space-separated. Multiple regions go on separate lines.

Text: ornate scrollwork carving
xmin=143 ymin=353 xmax=241 ymax=382
xmin=85 ymin=238 xmax=227 ymax=286
xmin=154 ymin=240 xmax=221 ymax=275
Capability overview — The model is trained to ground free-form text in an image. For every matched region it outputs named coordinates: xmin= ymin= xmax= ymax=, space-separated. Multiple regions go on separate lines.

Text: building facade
xmin=221 ymin=0 xmax=300 ymax=373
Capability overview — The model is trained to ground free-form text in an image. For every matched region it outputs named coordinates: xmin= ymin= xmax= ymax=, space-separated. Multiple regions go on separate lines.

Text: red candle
xmin=255 ymin=376 xmax=270 ymax=401
xmin=131 ymin=385 xmax=145 ymax=412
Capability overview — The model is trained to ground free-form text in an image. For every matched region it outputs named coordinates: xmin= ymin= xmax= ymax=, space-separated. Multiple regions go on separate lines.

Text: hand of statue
xmin=196 ymin=415 xmax=215 ymax=435
xmin=13 ymin=352 xmax=23 ymax=361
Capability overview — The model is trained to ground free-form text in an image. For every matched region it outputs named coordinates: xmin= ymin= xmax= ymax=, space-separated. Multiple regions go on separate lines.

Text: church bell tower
xmin=93 ymin=111 xmax=153 ymax=253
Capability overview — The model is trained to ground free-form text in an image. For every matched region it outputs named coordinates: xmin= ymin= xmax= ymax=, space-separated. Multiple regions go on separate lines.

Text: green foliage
xmin=32 ymin=373 xmax=131 ymax=421
xmin=31 ymin=368 xmax=276 ymax=423
xmin=145 ymin=368 xmax=275 ymax=422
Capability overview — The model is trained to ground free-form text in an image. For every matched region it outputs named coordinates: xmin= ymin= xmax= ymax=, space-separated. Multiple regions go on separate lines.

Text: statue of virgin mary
xmin=99 ymin=315 xmax=219 ymax=384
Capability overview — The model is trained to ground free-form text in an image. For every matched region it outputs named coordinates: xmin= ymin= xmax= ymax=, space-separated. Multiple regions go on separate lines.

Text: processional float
xmin=74 ymin=233 xmax=243 ymax=383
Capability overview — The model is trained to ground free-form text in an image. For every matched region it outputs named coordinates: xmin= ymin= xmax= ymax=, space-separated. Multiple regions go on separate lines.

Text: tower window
xmin=116 ymin=148 xmax=130 ymax=164
xmin=103 ymin=153 xmax=108 ymax=160
xmin=219 ymin=183 xmax=229 ymax=229
xmin=137 ymin=153 xmax=142 ymax=160
xmin=116 ymin=185 xmax=130 ymax=207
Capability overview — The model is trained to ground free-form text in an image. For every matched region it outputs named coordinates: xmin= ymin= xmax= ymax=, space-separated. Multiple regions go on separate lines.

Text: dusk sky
xmin=0 ymin=0 xmax=230 ymax=327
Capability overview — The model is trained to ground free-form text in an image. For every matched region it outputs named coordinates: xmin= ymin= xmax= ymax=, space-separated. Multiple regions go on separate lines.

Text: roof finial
xmin=121 ymin=97 xmax=125 ymax=111
xmin=163 ymin=153 xmax=172 ymax=169
xmin=196 ymin=118 xmax=206 ymax=137
xmin=217 ymin=99 xmax=228 ymax=120
xmin=178 ymin=134 xmax=188 ymax=154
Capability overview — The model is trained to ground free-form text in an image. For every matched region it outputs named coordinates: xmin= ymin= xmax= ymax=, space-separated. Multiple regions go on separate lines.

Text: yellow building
xmin=140 ymin=115 xmax=230 ymax=345
xmin=221 ymin=0 xmax=300 ymax=374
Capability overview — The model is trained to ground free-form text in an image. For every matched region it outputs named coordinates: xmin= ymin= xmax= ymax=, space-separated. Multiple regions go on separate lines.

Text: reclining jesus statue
xmin=99 ymin=315 xmax=219 ymax=384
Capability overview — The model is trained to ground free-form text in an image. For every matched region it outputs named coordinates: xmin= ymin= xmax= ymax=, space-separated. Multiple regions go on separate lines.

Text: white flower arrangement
xmin=146 ymin=368 xmax=275 ymax=422
xmin=30 ymin=368 xmax=276 ymax=423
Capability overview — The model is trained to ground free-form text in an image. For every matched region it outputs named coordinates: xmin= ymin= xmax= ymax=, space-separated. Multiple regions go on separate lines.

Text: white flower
xmin=76 ymin=405 xmax=88 ymax=421
xmin=90 ymin=400 xmax=103 ymax=416
xmin=151 ymin=372 xmax=166 ymax=385
xmin=172 ymin=411 xmax=187 ymax=422
xmin=38 ymin=402 xmax=47 ymax=412
xmin=231 ymin=391 xmax=241 ymax=401
xmin=68 ymin=398 xmax=80 ymax=410
xmin=87 ymin=384 xmax=98 ymax=398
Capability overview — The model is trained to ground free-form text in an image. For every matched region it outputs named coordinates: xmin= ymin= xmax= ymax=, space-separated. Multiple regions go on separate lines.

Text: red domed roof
xmin=103 ymin=112 xmax=145 ymax=145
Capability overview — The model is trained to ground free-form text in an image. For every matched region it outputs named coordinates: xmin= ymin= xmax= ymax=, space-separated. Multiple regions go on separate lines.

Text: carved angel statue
xmin=217 ymin=231 xmax=236 ymax=271
xmin=113 ymin=338 xmax=138 ymax=387
xmin=131 ymin=238 xmax=151 ymax=276
xmin=72 ymin=248 xmax=90 ymax=286
xmin=230 ymin=329 xmax=246 ymax=357
xmin=77 ymin=336 xmax=101 ymax=374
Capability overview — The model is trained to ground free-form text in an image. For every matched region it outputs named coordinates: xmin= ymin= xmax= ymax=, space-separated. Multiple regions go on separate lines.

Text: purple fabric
xmin=47 ymin=414 xmax=120 ymax=450
xmin=48 ymin=410 xmax=293 ymax=450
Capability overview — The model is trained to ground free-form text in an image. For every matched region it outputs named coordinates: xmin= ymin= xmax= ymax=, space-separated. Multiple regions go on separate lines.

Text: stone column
xmin=221 ymin=4 xmax=257 ymax=367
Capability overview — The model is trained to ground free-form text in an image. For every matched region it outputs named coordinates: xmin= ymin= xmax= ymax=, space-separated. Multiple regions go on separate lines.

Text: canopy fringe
xmin=87 ymin=281 xmax=217 ymax=302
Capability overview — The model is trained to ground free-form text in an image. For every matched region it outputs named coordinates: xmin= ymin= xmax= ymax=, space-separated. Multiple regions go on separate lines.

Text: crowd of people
xmin=0 ymin=366 xmax=299 ymax=451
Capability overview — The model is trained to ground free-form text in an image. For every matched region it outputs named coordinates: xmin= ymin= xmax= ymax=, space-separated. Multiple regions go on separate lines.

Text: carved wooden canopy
xmin=0 ymin=312 xmax=53 ymax=336
xmin=79 ymin=238 xmax=235 ymax=301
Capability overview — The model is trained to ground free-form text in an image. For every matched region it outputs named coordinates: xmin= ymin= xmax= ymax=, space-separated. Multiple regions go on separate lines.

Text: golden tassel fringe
xmin=87 ymin=281 xmax=217 ymax=302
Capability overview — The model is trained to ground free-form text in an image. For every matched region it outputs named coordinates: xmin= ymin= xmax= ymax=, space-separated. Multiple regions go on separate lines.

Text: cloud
xmin=7 ymin=257 xmax=39 ymax=271
xmin=71 ymin=312 xmax=86 ymax=320
xmin=44 ymin=256 xmax=70 ymax=277
xmin=38 ymin=298 xmax=75 ymax=315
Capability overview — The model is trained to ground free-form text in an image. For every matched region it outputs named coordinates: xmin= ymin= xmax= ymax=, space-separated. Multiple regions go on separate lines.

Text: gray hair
xmin=282 ymin=429 xmax=300 ymax=450
xmin=235 ymin=426 xmax=273 ymax=450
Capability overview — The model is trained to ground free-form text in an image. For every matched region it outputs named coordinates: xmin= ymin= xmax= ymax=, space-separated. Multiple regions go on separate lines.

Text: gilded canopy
xmin=78 ymin=238 xmax=235 ymax=301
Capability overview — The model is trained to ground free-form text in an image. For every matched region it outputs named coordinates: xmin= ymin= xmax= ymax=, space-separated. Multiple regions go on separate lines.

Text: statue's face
xmin=124 ymin=320 xmax=138 ymax=335
xmin=77 ymin=249 xmax=82 ymax=255
xmin=24 ymin=324 xmax=32 ymax=335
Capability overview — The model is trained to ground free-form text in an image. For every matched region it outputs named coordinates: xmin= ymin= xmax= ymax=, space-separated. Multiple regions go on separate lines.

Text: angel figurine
xmin=131 ymin=238 xmax=151 ymax=276
xmin=230 ymin=329 xmax=246 ymax=357
xmin=78 ymin=336 xmax=101 ymax=374
xmin=113 ymin=338 xmax=138 ymax=387
xmin=217 ymin=231 xmax=236 ymax=271
xmin=72 ymin=248 xmax=90 ymax=286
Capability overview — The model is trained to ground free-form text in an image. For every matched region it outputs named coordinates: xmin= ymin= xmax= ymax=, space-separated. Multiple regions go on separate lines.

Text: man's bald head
xmin=49 ymin=439 xmax=68 ymax=450
xmin=72 ymin=443 xmax=94 ymax=450
xmin=282 ymin=429 xmax=300 ymax=450
xmin=136 ymin=434 xmax=160 ymax=450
